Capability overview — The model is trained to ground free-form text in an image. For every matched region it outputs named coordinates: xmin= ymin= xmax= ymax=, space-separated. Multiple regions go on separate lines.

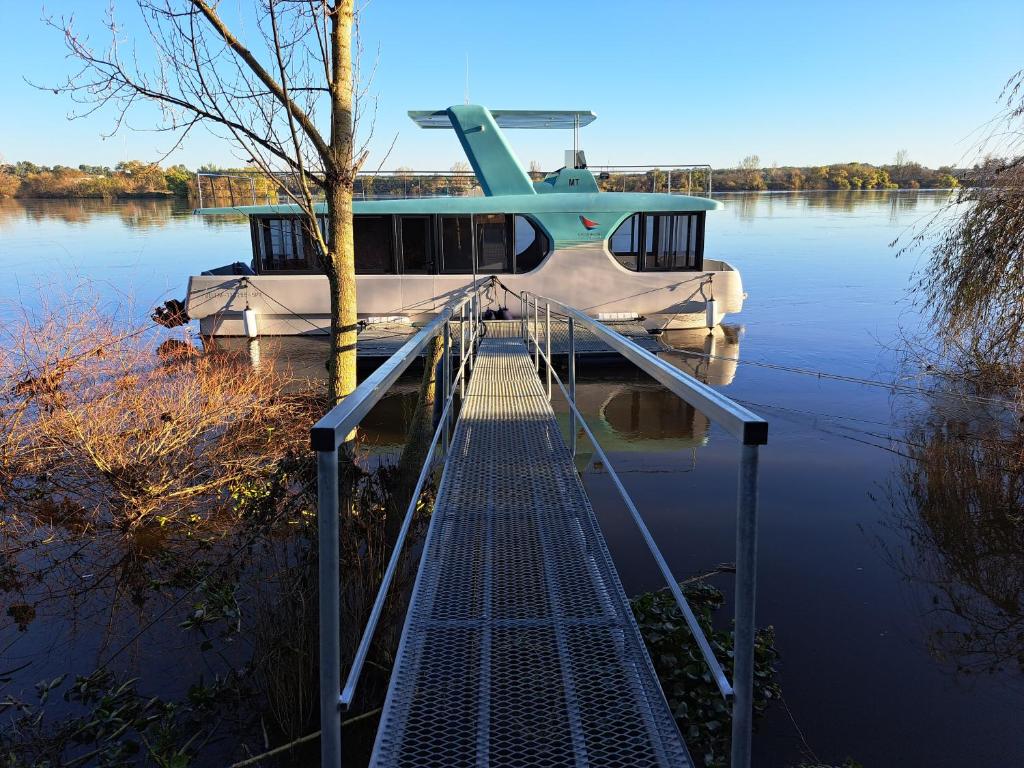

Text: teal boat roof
xmin=409 ymin=109 xmax=596 ymax=129
xmin=194 ymin=192 xmax=721 ymax=216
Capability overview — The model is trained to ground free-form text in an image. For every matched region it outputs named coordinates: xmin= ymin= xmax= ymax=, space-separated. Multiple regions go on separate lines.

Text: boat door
xmin=396 ymin=215 xmax=436 ymax=317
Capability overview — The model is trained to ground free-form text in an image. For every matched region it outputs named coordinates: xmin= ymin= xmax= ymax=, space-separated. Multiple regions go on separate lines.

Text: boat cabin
xmin=248 ymin=209 xmax=704 ymax=276
xmin=185 ymin=104 xmax=737 ymax=336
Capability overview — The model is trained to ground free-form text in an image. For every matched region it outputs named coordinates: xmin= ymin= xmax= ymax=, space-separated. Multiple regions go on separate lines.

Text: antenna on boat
xmin=464 ymin=53 xmax=470 ymax=105
xmin=573 ymin=113 xmax=580 ymax=166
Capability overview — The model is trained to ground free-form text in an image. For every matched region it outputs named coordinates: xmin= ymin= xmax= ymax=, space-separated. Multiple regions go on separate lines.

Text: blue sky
xmin=1 ymin=1 xmax=1021 ymax=170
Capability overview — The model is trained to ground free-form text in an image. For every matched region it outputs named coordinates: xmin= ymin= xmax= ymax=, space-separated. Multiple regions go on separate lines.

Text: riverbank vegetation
xmin=906 ymin=71 xmax=1024 ymax=382
xmin=892 ymin=70 xmax=1024 ymax=689
xmin=0 ymin=155 xmax=969 ymax=201
xmin=633 ymin=580 xmax=780 ymax=767
xmin=0 ymin=289 xmax=421 ymax=765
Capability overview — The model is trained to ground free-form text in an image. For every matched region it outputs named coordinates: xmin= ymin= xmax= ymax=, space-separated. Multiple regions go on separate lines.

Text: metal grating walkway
xmin=356 ymin=319 xmax=663 ymax=357
xmin=370 ymin=337 xmax=692 ymax=767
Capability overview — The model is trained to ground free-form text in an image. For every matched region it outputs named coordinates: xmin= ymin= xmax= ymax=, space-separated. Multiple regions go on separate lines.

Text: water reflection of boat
xmin=205 ymin=322 xmax=743 ymax=454
xmin=556 ymin=325 xmax=742 ymax=453
xmin=560 ymin=379 xmax=709 ymax=452
xmin=659 ymin=324 xmax=741 ymax=387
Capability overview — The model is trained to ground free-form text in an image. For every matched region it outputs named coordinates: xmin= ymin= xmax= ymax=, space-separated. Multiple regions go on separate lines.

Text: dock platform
xmin=369 ymin=336 xmax=691 ymax=767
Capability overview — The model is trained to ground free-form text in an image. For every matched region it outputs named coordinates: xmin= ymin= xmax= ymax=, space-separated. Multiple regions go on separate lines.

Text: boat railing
xmin=311 ymin=277 xmax=491 ymax=764
xmin=195 ymin=164 xmax=714 ymax=207
xmin=194 ymin=169 xmax=481 ymax=207
xmin=588 ymin=163 xmax=714 ymax=196
xmin=519 ymin=289 xmax=766 ymax=768
xmin=353 ymin=170 xmax=480 ymax=199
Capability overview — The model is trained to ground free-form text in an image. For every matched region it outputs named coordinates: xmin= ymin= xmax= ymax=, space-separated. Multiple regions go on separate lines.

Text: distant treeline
xmin=707 ymin=155 xmax=962 ymax=192
xmin=0 ymin=161 xmax=193 ymax=199
xmin=0 ymin=156 xmax=975 ymax=200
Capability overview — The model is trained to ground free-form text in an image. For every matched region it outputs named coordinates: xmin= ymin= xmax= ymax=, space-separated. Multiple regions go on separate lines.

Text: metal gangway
xmin=312 ymin=279 xmax=767 ymax=767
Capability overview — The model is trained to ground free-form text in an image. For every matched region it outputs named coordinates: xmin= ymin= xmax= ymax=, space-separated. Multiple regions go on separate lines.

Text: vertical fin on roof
xmin=446 ymin=105 xmax=536 ymax=197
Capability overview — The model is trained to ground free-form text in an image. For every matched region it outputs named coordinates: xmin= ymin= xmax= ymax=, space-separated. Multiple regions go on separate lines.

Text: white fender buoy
xmin=705 ymin=298 xmax=717 ymax=329
xmin=248 ymin=338 xmax=261 ymax=369
xmin=242 ymin=305 xmax=259 ymax=338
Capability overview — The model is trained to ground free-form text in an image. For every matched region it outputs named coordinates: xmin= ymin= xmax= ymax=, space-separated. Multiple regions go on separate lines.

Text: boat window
xmin=439 ymin=215 xmax=474 ymax=274
xmin=354 ymin=215 xmax=395 ymax=274
xmin=644 ymin=214 xmax=702 ymax=271
xmin=255 ymin=217 xmax=317 ymax=272
xmin=513 ymin=215 xmax=550 ymax=273
xmin=610 ymin=214 xmax=641 ymax=270
xmin=475 ymin=214 xmax=510 ymax=273
xmin=609 ymin=212 xmax=704 ymax=271
xmin=398 ymin=216 xmax=431 ymax=274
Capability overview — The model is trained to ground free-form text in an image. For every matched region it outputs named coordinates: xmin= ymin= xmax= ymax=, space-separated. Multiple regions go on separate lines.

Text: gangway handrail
xmin=312 ymin=278 xmax=490 ymax=767
xmin=520 ymin=290 xmax=766 ymax=768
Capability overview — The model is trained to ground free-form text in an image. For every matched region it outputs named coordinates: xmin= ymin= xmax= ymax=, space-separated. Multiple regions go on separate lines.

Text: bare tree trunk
xmin=325 ymin=185 xmax=357 ymax=405
xmin=325 ymin=1 xmax=358 ymax=406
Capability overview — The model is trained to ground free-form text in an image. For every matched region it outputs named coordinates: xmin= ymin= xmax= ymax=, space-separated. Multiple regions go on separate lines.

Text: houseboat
xmin=183 ymin=105 xmax=744 ymax=335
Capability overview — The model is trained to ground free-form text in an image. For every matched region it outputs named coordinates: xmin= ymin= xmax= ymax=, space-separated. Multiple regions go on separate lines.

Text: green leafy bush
xmin=632 ymin=581 xmax=781 ymax=768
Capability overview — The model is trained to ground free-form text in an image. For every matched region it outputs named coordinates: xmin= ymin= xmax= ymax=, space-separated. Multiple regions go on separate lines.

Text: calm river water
xmin=1 ymin=192 xmax=1021 ymax=767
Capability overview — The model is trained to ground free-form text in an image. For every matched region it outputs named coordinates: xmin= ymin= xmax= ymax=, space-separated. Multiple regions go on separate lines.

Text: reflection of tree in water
xmin=0 ymin=197 xmax=167 ymax=227
xmin=884 ymin=410 xmax=1024 ymax=676
xmin=0 ymin=198 xmax=225 ymax=229
xmin=887 ymin=189 xmax=922 ymax=224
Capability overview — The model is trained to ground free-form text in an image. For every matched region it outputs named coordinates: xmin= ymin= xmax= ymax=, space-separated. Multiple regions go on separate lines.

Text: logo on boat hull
xmin=579 ymin=216 xmax=600 ymax=230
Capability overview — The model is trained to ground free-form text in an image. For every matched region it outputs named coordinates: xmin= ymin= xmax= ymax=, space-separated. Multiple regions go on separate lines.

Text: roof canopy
xmin=409 ymin=109 xmax=596 ymax=130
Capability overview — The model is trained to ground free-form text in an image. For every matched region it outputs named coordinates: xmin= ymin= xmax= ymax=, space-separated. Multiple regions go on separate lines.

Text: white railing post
xmin=568 ymin=315 xmax=576 ymax=457
xmin=459 ymin=306 xmax=466 ymax=399
xmin=318 ymin=447 xmax=342 ymax=768
xmin=730 ymin=443 xmax=761 ymax=768
xmin=545 ymin=302 xmax=552 ymax=400
xmin=442 ymin=321 xmax=451 ymax=451
xmin=469 ymin=294 xmax=476 ymax=372
xmin=533 ymin=295 xmax=539 ymax=371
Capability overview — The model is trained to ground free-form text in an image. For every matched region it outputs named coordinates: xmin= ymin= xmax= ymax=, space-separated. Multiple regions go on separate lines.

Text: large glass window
xmin=513 ymin=215 xmax=549 ymax=273
xmin=354 ymin=215 xmax=395 ymax=274
xmin=439 ymin=215 xmax=474 ymax=274
xmin=255 ymin=217 xmax=316 ymax=272
xmin=645 ymin=214 xmax=695 ymax=270
xmin=475 ymin=214 xmax=510 ymax=273
xmin=610 ymin=214 xmax=641 ymax=270
xmin=253 ymin=212 xmax=553 ymax=276
xmin=398 ymin=216 xmax=431 ymax=273
xmin=609 ymin=212 xmax=703 ymax=271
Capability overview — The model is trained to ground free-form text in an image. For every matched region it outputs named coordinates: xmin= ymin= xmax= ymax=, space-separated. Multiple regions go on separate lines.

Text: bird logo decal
xmin=579 ymin=216 xmax=600 ymax=230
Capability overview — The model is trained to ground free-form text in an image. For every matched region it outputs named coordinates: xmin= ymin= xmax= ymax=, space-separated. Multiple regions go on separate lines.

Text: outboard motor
xmin=495 ymin=306 xmax=512 ymax=320
xmin=152 ymin=298 xmax=190 ymax=328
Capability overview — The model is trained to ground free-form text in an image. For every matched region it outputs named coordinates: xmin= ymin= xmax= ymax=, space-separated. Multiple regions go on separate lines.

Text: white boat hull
xmin=185 ymin=243 xmax=744 ymax=336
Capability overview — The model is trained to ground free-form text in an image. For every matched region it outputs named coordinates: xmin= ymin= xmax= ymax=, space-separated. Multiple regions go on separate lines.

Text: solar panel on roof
xmin=409 ymin=109 xmax=596 ymax=129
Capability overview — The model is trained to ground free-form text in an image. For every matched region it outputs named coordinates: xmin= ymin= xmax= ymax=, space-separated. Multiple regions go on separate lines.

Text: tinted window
xmin=399 ymin=216 xmax=431 ymax=273
xmin=476 ymin=214 xmax=510 ymax=273
xmin=609 ymin=212 xmax=703 ymax=271
xmin=354 ymin=215 xmax=394 ymax=274
xmin=256 ymin=217 xmax=315 ymax=271
xmin=439 ymin=216 xmax=474 ymax=274
xmin=644 ymin=214 xmax=700 ymax=270
xmin=609 ymin=214 xmax=641 ymax=271
xmin=513 ymin=215 xmax=550 ymax=273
